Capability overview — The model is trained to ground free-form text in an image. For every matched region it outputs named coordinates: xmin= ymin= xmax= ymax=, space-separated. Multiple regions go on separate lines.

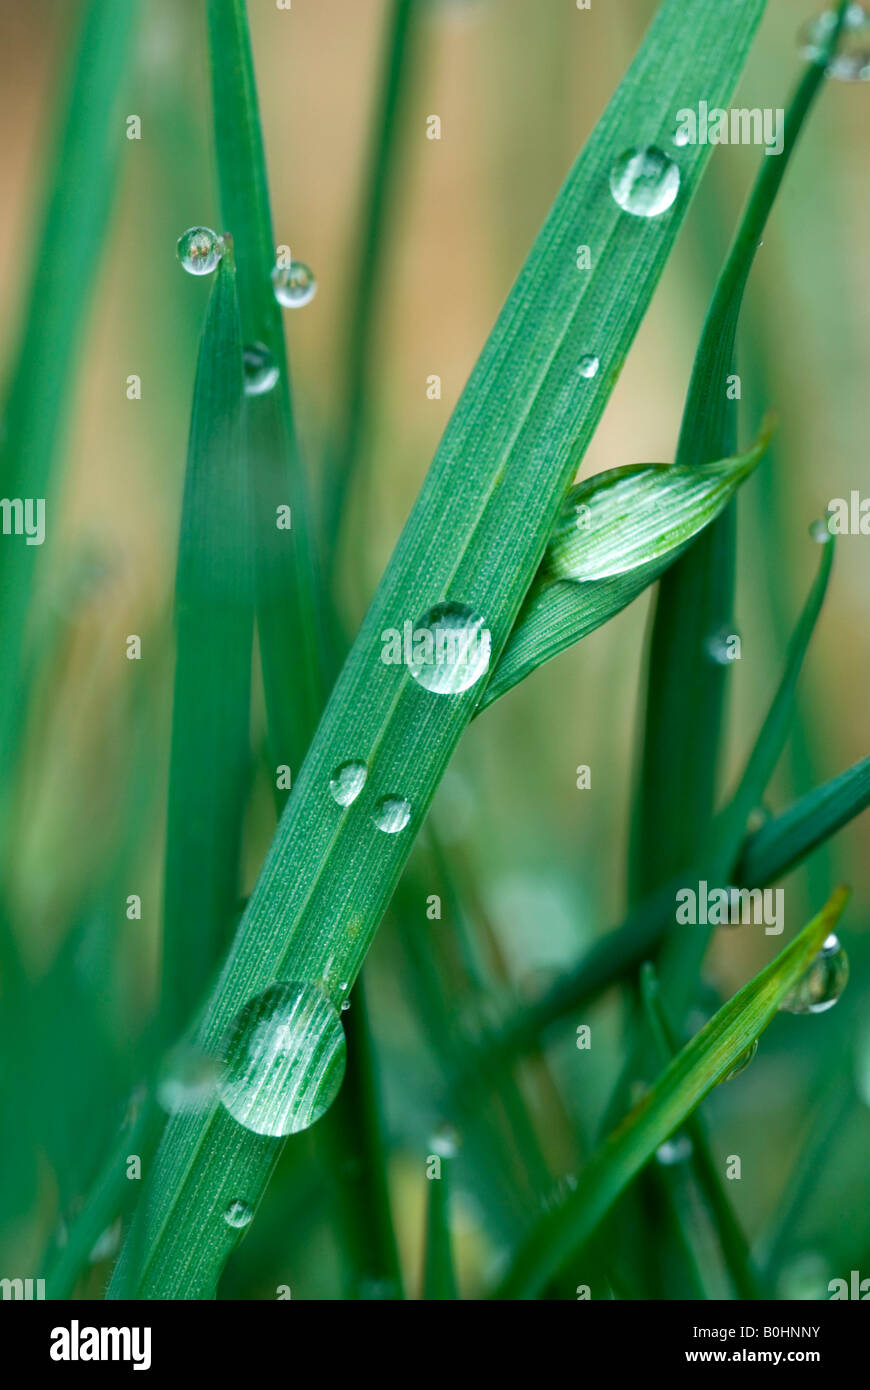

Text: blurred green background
xmin=0 ymin=0 xmax=868 ymax=1299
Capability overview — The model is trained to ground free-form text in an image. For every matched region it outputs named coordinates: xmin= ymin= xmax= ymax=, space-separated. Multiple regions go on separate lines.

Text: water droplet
xmin=799 ymin=5 xmax=870 ymax=81
xmin=578 ymin=354 xmax=600 ymax=379
xmin=406 ymin=600 xmax=492 ymax=695
xmin=656 ymin=1133 xmax=693 ymax=1166
xmin=430 ymin=1122 xmax=461 ymax=1157
xmin=329 ymin=759 xmax=368 ymax=807
xmin=780 ymin=934 xmax=849 ymax=1014
xmin=673 ymin=126 xmax=691 ymax=148
xmin=224 ymin=1199 xmax=253 ymax=1229
xmin=272 ymin=260 xmax=317 ymax=307
xmin=156 ymin=1042 xmax=221 ymax=1115
xmin=809 ymin=516 xmax=833 ymax=543
xmin=340 ymin=999 xmax=351 ymax=1012
xmin=721 ymin=1037 xmax=758 ymax=1082
xmin=704 ymin=627 xmax=740 ymax=665
xmin=372 ymin=794 xmax=411 ymax=834
xmin=609 ymin=146 xmax=680 ymax=218
xmin=219 ymin=982 xmax=347 ymax=1136
xmin=177 ymin=226 xmax=223 ymax=276
xmin=243 ymin=342 xmax=279 ymax=396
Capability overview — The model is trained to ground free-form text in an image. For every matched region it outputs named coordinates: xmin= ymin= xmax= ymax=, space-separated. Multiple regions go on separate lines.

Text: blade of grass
xmin=493 ymin=886 xmax=850 ymax=1299
xmin=629 ymin=3 xmax=849 ymax=897
xmin=478 ymin=424 xmax=772 ymax=711
xmin=423 ymin=1156 xmax=458 ymax=1300
xmin=110 ymin=0 xmax=769 ymax=1298
xmin=325 ymin=0 xmax=423 ymax=563
xmin=736 ymin=755 xmax=870 ymax=889
xmin=0 ymin=0 xmax=140 ymax=803
xmin=640 ymin=962 xmax=763 ymax=1299
xmin=207 ymin=0 xmax=327 ymax=797
xmin=160 ymin=250 xmax=252 ymax=1040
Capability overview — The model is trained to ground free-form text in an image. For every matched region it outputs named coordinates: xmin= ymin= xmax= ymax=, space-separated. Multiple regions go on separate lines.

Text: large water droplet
xmin=406 ymin=601 xmax=491 ymax=695
xmin=224 ymin=1199 xmax=253 ymax=1229
xmin=609 ymin=146 xmax=680 ymax=218
xmin=578 ymin=354 xmax=600 ymax=379
xmin=656 ymin=1133 xmax=692 ymax=1166
xmin=721 ymin=1037 xmax=758 ymax=1082
xmin=177 ymin=226 xmax=223 ymax=275
xmin=219 ymin=982 xmax=347 ymax=1136
xmin=372 ymin=795 xmax=411 ymax=834
xmin=156 ymin=1042 xmax=220 ymax=1115
xmin=780 ymin=934 xmax=849 ymax=1015
xmin=243 ymin=342 xmax=279 ymax=396
xmin=799 ymin=5 xmax=870 ymax=81
xmin=329 ymin=759 xmax=368 ymax=807
xmin=272 ymin=260 xmax=317 ymax=308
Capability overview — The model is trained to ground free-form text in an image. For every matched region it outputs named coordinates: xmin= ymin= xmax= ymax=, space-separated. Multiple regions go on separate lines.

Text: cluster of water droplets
xmin=799 ymin=4 xmax=870 ymax=81
xmin=779 ymin=934 xmax=849 ymax=1014
xmin=177 ymin=227 xmax=318 ymax=310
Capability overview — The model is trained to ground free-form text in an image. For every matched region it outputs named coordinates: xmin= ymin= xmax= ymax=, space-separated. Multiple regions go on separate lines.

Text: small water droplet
xmin=339 ymin=980 xmax=349 ymax=991
xmin=799 ymin=5 xmax=870 ymax=82
xmin=177 ymin=226 xmax=223 ymax=275
xmin=329 ymin=759 xmax=368 ymax=807
xmin=340 ymin=999 xmax=351 ymax=1012
xmin=609 ymin=146 xmax=680 ymax=218
xmin=272 ymin=260 xmax=317 ymax=307
xmin=406 ymin=600 xmax=492 ymax=695
xmin=704 ymin=627 xmax=740 ymax=665
xmin=578 ymin=354 xmax=600 ymax=379
xmin=673 ymin=127 xmax=691 ymax=148
xmin=219 ymin=982 xmax=347 ymax=1136
xmin=809 ymin=516 xmax=833 ymax=543
xmin=372 ymin=795 xmax=411 ymax=833
xmin=156 ymin=1042 xmax=221 ymax=1115
xmin=243 ymin=342 xmax=279 ymax=396
xmin=656 ymin=1133 xmax=693 ymax=1166
xmin=430 ymin=1122 xmax=460 ymax=1157
xmin=721 ymin=1037 xmax=758 ymax=1082
xmin=780 ymin=934 xmax=849 ymax=1014
xmin=224 ymin=1199 xmax=253 ymax=1229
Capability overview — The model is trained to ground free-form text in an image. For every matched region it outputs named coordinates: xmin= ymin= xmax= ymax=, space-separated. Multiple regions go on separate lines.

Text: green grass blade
xmin=479 ymin=425 xmax=771 ymax=710
xmin=0 ymin=0 xmax=140 ymax=785
xmin=160 ymin=252 xmax=252 ymax=1040
xmin=109 ymin=0 xmax=768 ymax=1298
xmin=640 ymin=963 xmax=763 ymax=1300
xmin=494 ymin=887 xmax=850 ymax=1299
xmin=326 ymin=0 xmax=423 ymax=559
xmin=736 ymin=755 xmax=870 ymax=889
xmin=207 ymin=0 xmax=327 ymax=792
xmin=629 ymin=13 xmax=845 ymax=897
xmin=423 ymin=1158 xmax=459 ymax=1300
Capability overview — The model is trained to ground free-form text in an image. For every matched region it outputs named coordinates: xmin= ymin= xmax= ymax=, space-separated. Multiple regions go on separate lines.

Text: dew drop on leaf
xmin=578 ymin=354 xmax=600 ymax=379
xmin=656 ymin=1133 xmax=692 ymax=1165
xmin=272 ymin=260 xmax=317 ymax=307
xmin=223 ymin=1199 xmax=253 ymax=1229
xmin=720 ymin=1037 xmax=758 ymax=1083
xmin=219 ymin=982 xmax=347 ymax=1136
xmin=329 ymin=759 xmax=368 ymax=807
xmin=407 ymin=600 xmax=492 ymax=695
xmin=609 ymin=146 xmax=680 ymax=218
xmin=799 ymin=5 xmax=870 ymax=81
xmin=177 ymin=226 xmax=223 ymax=275
xmin=372 ymin=794 xmax=411 ymax=833
xmin=809 ymin=516 xmax=833 ymax=543
xmin=779 ymin=934 xmax=849 ymax=1014
xmin=242 ymin=342 xmax=279 ymax=396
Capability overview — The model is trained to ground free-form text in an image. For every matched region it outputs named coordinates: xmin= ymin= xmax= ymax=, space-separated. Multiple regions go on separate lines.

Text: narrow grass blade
xmin=423 ymin=1159 xmax=459 ymax=1300
xmin=479 ymin=425 xmax=771 ymax=710
xmin=640 ymin=963 xmax=763 ymax=1300
xmin=326 ymin=0 xmax=423 ymax=558
xmin=207 ymin=0 xmax=326 ymax=793
xmin=0 ymin=0 xmax=140 ymax=787
xmin=630 ymin=10 xmax=847 ymax=896
xmin=110 ymin=0 xmax=769 ymax=1298
xmin=736 ymin=755 xmax=870 ymax=888
xmin=494 ymin=887 xmax=850 ymax=1299
xmin=161 ymin=252 xmax=252 ymax=1040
